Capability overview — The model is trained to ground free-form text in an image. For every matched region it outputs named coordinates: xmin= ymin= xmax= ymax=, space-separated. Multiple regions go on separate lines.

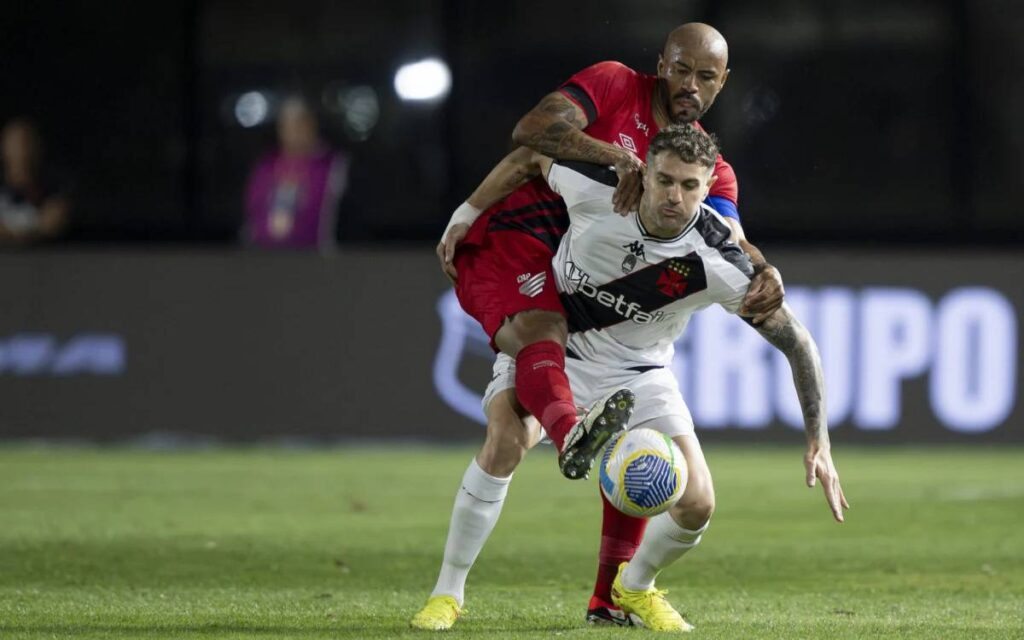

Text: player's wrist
xmin=805 ymin=434 xmax=830 ymax=451
xmin=611 ymin=146 xmax=639 ymax=169
xmin=442 ymin=202 xmax=482 ymax=240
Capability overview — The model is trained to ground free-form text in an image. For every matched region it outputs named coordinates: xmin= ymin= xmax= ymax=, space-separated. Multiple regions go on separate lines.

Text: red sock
xmin=514 ymin=340 xmax=578 ymax=451
xmin=592 ymin=489 xmax=648 ymax=605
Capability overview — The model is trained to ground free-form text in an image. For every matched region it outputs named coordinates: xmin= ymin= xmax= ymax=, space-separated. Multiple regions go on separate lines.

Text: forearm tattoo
xmin=755 ymin=306 xmax=827 ymax=443
xmin=520 ymin=94 xmax=617 ymax=165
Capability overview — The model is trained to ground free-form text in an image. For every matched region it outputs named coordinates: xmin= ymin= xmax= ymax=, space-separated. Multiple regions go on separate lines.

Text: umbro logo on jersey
xmin=623 ymin=241 xmax=646 ymax=260
xmin=618 ymin=133 xmax=638 ymax=154
xmin=518 ymin=272 xmax=546 ymax=298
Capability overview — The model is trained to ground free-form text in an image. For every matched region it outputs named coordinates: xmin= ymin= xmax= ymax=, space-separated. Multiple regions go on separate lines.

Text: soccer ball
xmin=599 ymin=428 xmax=687 ymax=518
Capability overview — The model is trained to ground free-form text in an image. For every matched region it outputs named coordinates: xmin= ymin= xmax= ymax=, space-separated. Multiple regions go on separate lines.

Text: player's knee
xmin=508 ymin=310 xmax=567 ymax=348
xmin=478 ymin=415 xmax=531 ymax=476
xmin=683 ymin=495 xmax=715 ymax=529
xmin=671 ymin=481 xmax=715 ymax=530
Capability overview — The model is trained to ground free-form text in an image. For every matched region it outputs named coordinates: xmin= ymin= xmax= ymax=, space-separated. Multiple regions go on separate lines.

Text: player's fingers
xmin=623 ymin=179 xmax=642 ymax=214
xmin=443 ymin=261 xmax=458 ymax=283
xmin=613 ymin=173 xmax=638 ymax=213
xmin=622 ymin=175 xmax=638 ymax=209
xmin=805 ymin=460 xmax=816 ymax=487
xmin=619 ymin=173 xmax=640 ymax=212
xmin=436 ymin=242 xmax=448 ymax=271
xmin=444 ymin=236 xmax=458 ymax=264
xmin=839 ymin=483 xmax=850 ymax=510
xmin=831 ymin=494 xmax=845 ymax=522
xmin=830 ymin=475 xmax=845 ymax=519
xmin=739 ymin=281 xmax=767 ymax=315
xmin=748 ymin=286 xmax=785 ymax=316
xmin=613 ymin=185 xmax=629 ymax=214
xmin=821 ymin=474 xmax=844 ymax=522
xmin=746 ymin=295 xmax=782 ymax=321
xmin=743 ymin=274 xmax=774 ymax=304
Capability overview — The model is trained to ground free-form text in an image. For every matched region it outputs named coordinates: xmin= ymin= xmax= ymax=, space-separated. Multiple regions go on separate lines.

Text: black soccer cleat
xmin=586 ymin=603 xmax=634 ymax=627
xmin=558 ymin=388 xmax=635 ymax=480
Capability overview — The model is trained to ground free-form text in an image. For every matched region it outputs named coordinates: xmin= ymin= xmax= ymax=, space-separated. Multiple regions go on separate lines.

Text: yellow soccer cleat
xmin=410 ymin=595 xmax=462 ymax=630
xmin=611 ymin=562 xmax=694 ymax=632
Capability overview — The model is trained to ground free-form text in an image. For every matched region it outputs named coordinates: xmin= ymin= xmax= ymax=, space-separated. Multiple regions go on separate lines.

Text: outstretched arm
xmin=437 ymin=147 xmax=548 ymax=281
xmin=513 ymin=92 xmax=643 ymax=214
xmin=752 ymin=304 xmax=849 ymax=523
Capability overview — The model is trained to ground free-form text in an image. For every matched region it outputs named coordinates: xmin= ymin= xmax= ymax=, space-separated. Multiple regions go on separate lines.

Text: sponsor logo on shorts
xmin=518 ymin=272 xmax=546 ymax=298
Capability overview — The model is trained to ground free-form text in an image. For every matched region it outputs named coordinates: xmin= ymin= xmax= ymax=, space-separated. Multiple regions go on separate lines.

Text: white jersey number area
xmin=546 ymin=161 xmax=754 ymax=370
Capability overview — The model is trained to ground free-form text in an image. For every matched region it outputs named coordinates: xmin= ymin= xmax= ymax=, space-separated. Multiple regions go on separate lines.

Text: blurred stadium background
xmin=1 ymin=1 xmax=1022 ymax=638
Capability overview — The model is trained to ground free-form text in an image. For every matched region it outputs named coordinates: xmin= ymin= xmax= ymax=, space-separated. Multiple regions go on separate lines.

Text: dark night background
xmin=3 ymin=0 xmax=1021 ymax=247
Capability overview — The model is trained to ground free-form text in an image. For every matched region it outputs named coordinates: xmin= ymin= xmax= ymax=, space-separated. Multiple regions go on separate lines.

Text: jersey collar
xmin=634 ymin=207 xmax=701 ymax=243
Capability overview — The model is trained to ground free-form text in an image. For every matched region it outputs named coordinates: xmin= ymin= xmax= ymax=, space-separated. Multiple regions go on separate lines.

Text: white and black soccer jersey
xmin=546 ymin=161 xmax=754 ymax=369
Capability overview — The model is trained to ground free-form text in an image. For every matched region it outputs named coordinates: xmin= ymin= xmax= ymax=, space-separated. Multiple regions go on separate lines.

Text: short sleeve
xmin=711 ymin=249 xmax=752 ymax=315
xmin=705 ymin=195 xmax=740 ymax=222
xmin=546 ymin=163 xmax=615 ymax=219
xmin=693 ymin=212 xmax=753 ymax=315
xmin=709 ymin=154 xmax=739 ymax=205
xmin=559 ymin=61 xmax=634 ymax=126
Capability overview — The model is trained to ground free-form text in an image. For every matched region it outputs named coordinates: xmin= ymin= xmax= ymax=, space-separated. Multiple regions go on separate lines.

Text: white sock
xmin=431 ymin=458 xmax=512 ymax=605
xmin=621 ymin=513 xmax=709 ymax=591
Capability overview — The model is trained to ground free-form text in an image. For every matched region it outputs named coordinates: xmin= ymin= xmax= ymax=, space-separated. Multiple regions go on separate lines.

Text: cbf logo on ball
xmin=600 ymin=429 xmax=687 ymax=518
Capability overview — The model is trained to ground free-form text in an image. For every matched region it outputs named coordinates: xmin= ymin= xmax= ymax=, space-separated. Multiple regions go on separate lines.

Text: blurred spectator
xmin=0 ymin=118 xmax=70 ymax=246
xmin=243 ymin=98 xmax=349 ymax=252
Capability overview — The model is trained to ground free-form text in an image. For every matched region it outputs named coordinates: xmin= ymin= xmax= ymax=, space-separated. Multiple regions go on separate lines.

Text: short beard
xmin=671 ymin=106 xmax=702 ymax=124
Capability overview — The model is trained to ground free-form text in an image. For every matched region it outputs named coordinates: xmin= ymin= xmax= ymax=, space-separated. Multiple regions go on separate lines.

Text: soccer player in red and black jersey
xmin=412 ymin=23 xmax=786 ymax=630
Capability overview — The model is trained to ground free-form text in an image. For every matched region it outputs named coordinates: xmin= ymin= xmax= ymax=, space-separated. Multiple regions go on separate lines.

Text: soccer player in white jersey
xmin=512 ymin=124 xmax=847 ymax=630
xmin=416 ymin=124 xmax=848 ymax=632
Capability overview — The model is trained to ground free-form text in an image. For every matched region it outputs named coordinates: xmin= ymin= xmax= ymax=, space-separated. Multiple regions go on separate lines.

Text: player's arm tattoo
xmin=753 ymin=305 xmax=828 ymax=444
xmin=512 ymin=93 xmax=622 ymax=166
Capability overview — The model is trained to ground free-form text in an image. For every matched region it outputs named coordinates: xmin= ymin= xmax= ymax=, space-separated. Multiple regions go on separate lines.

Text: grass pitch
xmin=1 ymin=445 xmax=1022 ymax=639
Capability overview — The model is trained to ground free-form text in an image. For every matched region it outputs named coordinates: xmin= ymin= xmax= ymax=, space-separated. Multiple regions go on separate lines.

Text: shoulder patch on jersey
xmin=694 ymin=210 xmax=754 ymax=279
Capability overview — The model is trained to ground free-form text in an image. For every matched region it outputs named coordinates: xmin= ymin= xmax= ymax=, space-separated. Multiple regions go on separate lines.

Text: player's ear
xmin=657 ymin=53 xmax=665 ymax=77
xmin=702 ymin=172 xmax=718 ymax=199
xmin=720 ymin=68 xmax=730 ymax=90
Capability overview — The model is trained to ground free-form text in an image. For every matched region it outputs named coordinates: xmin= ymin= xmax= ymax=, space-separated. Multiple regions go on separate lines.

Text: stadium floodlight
xmin=234 ymin=91 xmax=270 ymax=128
xmin=394 ymin=58 xmax=451 ymax=103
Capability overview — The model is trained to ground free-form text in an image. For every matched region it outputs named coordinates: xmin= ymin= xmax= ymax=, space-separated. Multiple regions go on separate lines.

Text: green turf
xmin=1 ymin=445 xmax=1022 ymax=639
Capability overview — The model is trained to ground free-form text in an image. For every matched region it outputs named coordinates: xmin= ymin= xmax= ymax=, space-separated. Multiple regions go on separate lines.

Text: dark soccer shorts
xmin=453 ymin=231 xmax=566 ymax=351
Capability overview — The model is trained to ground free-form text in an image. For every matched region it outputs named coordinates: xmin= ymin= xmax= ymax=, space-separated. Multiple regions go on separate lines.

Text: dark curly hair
xmin=647 ymin=123 xmax=719 ymax=169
